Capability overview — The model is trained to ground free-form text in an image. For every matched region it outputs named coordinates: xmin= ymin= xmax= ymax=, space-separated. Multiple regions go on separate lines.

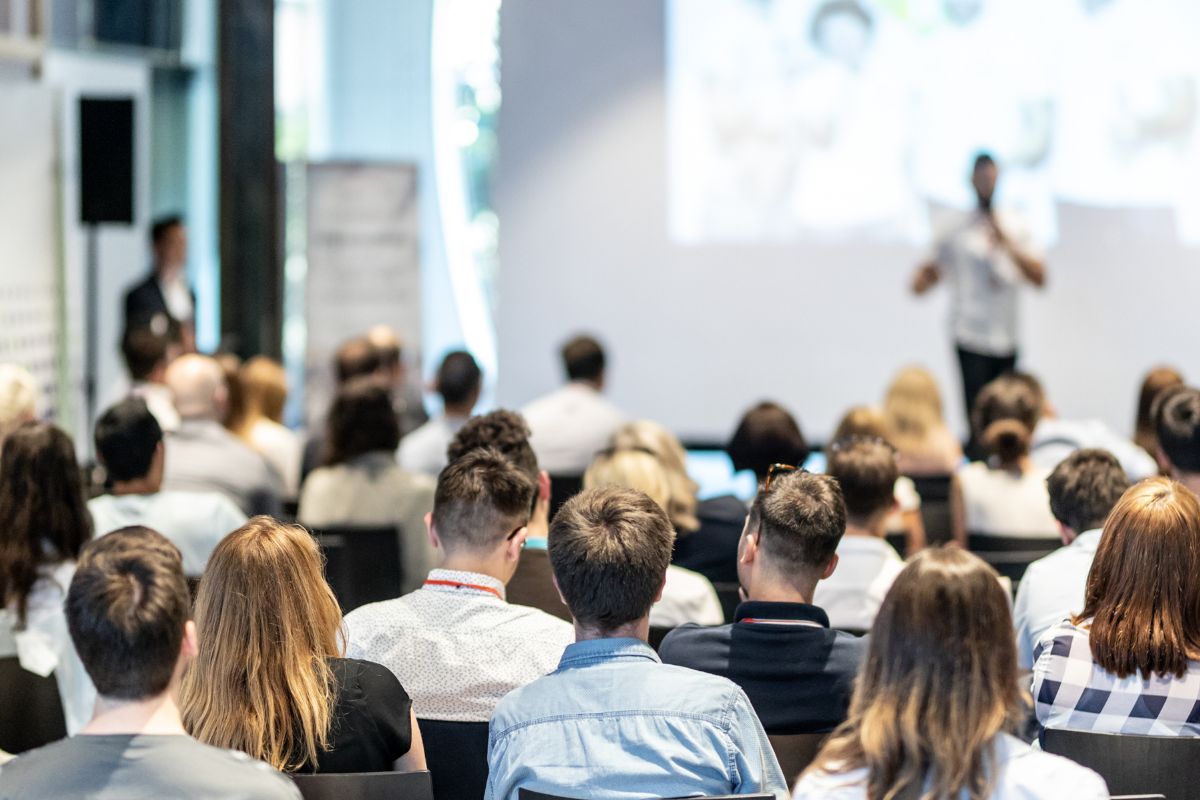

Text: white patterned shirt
xmin=344 ymin=569 xmax=575 ymax=722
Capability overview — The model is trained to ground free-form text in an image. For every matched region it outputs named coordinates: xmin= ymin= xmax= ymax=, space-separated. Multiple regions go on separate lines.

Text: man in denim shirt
xmin=486 ymin=486 xmax=788 ymax=800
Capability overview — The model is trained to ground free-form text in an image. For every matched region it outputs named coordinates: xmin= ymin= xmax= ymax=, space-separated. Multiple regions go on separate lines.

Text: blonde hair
xmin=833 ymin=405 xmax=891 ymax=443
xmin=584 ymin=449 xmax=672 ymax=514
xmin=235 ymin=356 xmax=288 ymax=438
xmin=884 ymin=367 xmax=945 ymax=452
xmin=609 ymin=420 xmax=700 ymax=532
xmin=182 ymin=517 xmax=343 ymax=771
xmin=0 ymin=365 xmax=39 ymax=442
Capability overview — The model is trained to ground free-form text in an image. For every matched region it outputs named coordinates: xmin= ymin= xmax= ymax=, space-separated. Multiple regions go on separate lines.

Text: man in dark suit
xmin=124 ymin=215 xmax=195 ymax=351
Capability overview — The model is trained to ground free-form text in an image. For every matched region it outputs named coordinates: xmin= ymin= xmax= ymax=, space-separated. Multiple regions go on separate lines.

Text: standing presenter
xmin=911 ymin=152 xmax=1046 ymax=454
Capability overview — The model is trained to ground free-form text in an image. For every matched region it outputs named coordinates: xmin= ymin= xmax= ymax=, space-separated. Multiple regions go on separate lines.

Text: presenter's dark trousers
xmin=957 ymin=344 xmax=1017 ymax=461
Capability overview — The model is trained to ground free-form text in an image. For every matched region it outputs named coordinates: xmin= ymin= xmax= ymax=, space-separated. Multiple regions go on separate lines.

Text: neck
xmin=745 ymin=566 xmax=818 ymax=605
xmin=575 ymin=616 xmax=648 ymax=643
xmin=111 ymin=476 xmax=161 ymax=496
xmin=82 ymin=690 xmax=187 ymax=737
xmin=844 ymin=515 xmax=886 ymax=539
xmin=443 ymin=404 xmax=473 ymax=419
xmin=439 ymin=550 xmax=510 ymax=586
xmin=573 ymin=379 xmax=602 ymax=392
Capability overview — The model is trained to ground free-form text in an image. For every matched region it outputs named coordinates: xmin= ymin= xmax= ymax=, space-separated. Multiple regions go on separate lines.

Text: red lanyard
xmin=423 ymin=579 xmax=503 ymax=600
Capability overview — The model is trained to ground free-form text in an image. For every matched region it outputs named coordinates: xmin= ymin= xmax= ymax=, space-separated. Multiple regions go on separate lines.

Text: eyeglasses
xmin=506 ymin=521 xmax=530 ymax=543
xmin=762 ymin=462 xmax=801 ymax=492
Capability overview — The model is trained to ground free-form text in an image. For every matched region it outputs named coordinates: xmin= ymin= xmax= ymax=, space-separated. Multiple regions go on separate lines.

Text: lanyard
xmin=423 ymin=578 xmax=503 ymax=600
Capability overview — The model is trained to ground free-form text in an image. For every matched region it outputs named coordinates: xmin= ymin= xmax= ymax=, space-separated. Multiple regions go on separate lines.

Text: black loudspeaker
xmin=79 ymin=98 xmax=135 ymax=225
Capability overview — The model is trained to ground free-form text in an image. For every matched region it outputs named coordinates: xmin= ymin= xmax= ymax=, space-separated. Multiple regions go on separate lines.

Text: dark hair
xmin=0 ymin=423 xmax=92 ymax=626
xmin=95 ymin=398 xmax=163 ymax=482
xmin=747 ymin=470 xmax=846 ymax=574
xmin=972 ymin=374 xmax=1042 ymax=464
xmin=121 ymin=327 xmax=169 ymax=381
xmin=437 ymin=350 xmax=482 ymax=407
xmin=826 ymin=438 xmax=898 ymax=520
xmin=1135 ymin=367 xmax=1184 ymax=459
xmin=726 ymin=402 xmax=810 ymax=480
xmin=334 ymin=337 xmax=382 ymax=384
xmin=1156 ymin=386 xmax=1200 ymax=473
xmin=325 ymin=376 xmax=399 ymax=465
xmin=433 ymin=448 xmax=535 ymax=551
xmin=67 ymin=526 xmax=190 ymax=700
xmin=973 ymin=151 xmax=996 ymax=171
xmin=549 ymin=486 xmax=675 ymax=631
xmin=150 ymin=214 xmax=184 ymax=246
xmin=447 ymin=410 xmax=539 ymax=482
xmin=561 ymin=335 xmax=606 ymax=383
xmin=1046 ymin=449 xmax=1130 ymax=533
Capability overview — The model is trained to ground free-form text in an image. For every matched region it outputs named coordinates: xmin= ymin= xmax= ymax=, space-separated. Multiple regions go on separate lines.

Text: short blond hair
xmin=609 ymin=420 xmax=699 ymax=532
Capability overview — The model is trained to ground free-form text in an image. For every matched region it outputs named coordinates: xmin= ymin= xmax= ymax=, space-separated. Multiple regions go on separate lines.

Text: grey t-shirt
xmin=0 ymin=734 xmax=300 ymax=800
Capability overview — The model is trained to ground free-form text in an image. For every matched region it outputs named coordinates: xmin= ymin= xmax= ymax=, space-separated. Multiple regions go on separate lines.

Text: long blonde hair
xmin=584 ymin=449 xmax=673 ymax=515
xmin=806 ymin=548 xmax=1020 ymax=800
xmin=883 ymin=367 xmax=945 ymax=452
xmin=234 ymin=356 xmax=288 ymax=439
xmin=609 ymin=420 xmax=700 ymax=532
xmin=182 ymin=517 xmax=344 ymax=771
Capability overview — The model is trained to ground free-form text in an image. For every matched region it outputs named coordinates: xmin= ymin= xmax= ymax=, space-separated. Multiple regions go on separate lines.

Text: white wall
xmin=495 ymin=0 xmax=1200 ymax=441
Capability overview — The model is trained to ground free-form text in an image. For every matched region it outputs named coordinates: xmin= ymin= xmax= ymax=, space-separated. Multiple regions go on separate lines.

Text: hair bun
xmin=982 ymin=419 xmax=1030 ymax=463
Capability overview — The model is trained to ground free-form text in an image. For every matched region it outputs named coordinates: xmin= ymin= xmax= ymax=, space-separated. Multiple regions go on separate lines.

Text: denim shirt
xmin=486 ymin=638 xmax=789 ymax=800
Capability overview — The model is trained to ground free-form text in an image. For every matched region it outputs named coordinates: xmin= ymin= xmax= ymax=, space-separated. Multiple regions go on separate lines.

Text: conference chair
xmin=548 ymin=474 xmax=585 ymax=519
xmin=310 ymin=525 xmax=403 ymax=613
xmin=909 ymin=474 xmax=954 ymax=546
xmin=648 ymin=626 xmax=674 ymax=652
xmin=0 ymin=657 xmax=68 ymax=754
xmin=520 ymin=792 xmax=773 ymax=800
xmin=711 ymin=581 xmax=742 ymax=624
xmin=506 ymin=548 xmax=572 ymax=622
xmin=1041 ymin=728 xmax=1200 ymax=800
xmin=417 ymin=718 xmax=490 ymax=800
xmin=967 ymin=534 xmax=1061 ymax=585
xmin=767 ymin=733 xmax=828 ymax=784
xmin=291 ymin=770 xmax=433 ymax=800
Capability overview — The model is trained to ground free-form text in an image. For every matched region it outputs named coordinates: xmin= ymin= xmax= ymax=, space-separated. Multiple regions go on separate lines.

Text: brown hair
xmin=66 ymin=526 xmax=189 ymax=700
xmin=324 ymin=376 xmax=399 ymax=466
xmin=1075 ymin=478 xmax=1200 ymax=679
xmin=1155 ymin=386 xmax=1200 ymax=474
xmin=747 ymin=470 xmax=845 ymax=574
xmin=833 ymin=405 xmax=891 ymax=443
xmin=584 ymin=449 xmax=673 ymax=513
xmin=883 ymin=366 xmax=946 ymax=452
xmin=726 ymin=401 xmax=809 ymax=481
xmin=972 ymin=374 xmax=1042 ymax=465
xmin=237 ymin=356 xmax=288 ymax=435
xmin=0 ymin=422 xmax=92 ymax=626
xmin=806 ymin=548 xmax=1020 ymax=800
xmin=549 ymin=486 xmax=675 ymax=631
xmin=433 ymin=447 xmax=535 ymax=552
xmin=1046 ymin=449 xmax=1130 ymax=534
xmin=1135 ymin=366 xmax=1184 ymax=459
xmin=448 ymin=410 xmax=539 ymax=481
xmin=561 ymin=334 xmax=605 ymax=382
xmin=827 ymin=438 xmax=899 ymax=521
xmin=182 ymin=517 xmax=343 ymax=771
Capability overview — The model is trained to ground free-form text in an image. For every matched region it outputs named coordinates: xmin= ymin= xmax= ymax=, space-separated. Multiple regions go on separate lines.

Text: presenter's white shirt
xmin=522 ymin=382 xmax=624 ymax=474
xmin=397 ymin=414 xmax=470 ymax=477
xmin=813 ymin=536 xmax=906 ymax=632
xmin=935 ymin=209 xmax=1040 ymax=356
xmin=157 ymin=270 xmax=193 ymax=323
xmin=1013 ymin=529 xmax=1099 ymax=670
xmin=957 ymin=461 xmax=1058 ymax=539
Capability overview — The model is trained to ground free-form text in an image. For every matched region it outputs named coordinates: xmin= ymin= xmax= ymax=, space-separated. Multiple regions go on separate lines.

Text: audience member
xmin=366 ymin=324 xmax=429 ymax=438
xmin=123 ymin=215 xmax=196 ymax=351
xmin=795 ymin=548 xmax=1107 ymax=799
xmin=161 ymin=354 xmax=282 ymax=516
xmin=882 ymin=365 xmax=963 ymax=475
xmin=231 ymin=356 xmax=302 ymax=499
xmin=952 ymin=374 xmax=1058 ymax=542
xmin=120 ymin=326 xmax=180 ymax=433
xmin=0 ymin=423 xmax=95 ymax=735
xmin=90 ymin=398 xmax=246 ymax=577
xmin=345 ymin=449 xmax=573 ymax=722
xmin=300 ymin=336 xmax=385 ymax=480
xmin=583 ymin=448 xmax=723 ymax=627
xmin=727 ymin=400 xmax=811 ymax=484
xmin=487 ymin=486 xmax=788 ymax=800
xmin=814 ymin=437 xmax=906 ymax=630
xmin=1033 ymin=478 xmax=1200 ymax=737
xmin=0 ymin=527 xmax=299 ymax=799
xmin=0 ymin=365 xmax=38 ymax=449
xmin=660 ymin=468 xmax=866 ymax=734
xmin=522 ymin=334 xmax=623 ymax=474
xmin=1155 ymin=386 xmax=1200 ymax=495
xmin=298 ymin=376 xmax=435 ymax=592
xmin=399 ymin=350 xmax=482 ymax=476
xmin=1134 ymin=365 xmax=1184 ymax=464
xmin=1013 ymin=449 xmax=1129 ymax=669
xmin=183 ymin=518 xmax=424 ymax=773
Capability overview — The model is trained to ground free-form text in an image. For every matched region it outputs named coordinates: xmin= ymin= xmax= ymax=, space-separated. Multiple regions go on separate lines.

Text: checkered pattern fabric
xmin=1032 ymin=619 xmax=1200 ymax=736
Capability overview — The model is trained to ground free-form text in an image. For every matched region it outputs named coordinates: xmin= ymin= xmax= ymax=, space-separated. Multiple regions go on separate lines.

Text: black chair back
xmin=520 ymin=792 xmax=772 ymax=800
xmin=768 ymin=732 xmax=828 ymax=785
xmin=1042 ymin=728 xmax=1200 ymax=800
xmin=648 ymin=626 xmax=674 ymax=652
xmin=291 ymin=770 xmax=433 ymax=800
xmin=967 ymin=533 xmax=1061 ymax=585
xmin=311 ymin=526 xmax=403 ymax=613
xmin=418 ymin=718 xmax=490 ymax=800
xmin=548 ymin=474 xmax=584 ymax=519
xmin=908 ymin=474 xmax=954 ymax=546
xmin=710 ymin=581 xmax=742 ymax=624
xmin=506 ymin=548 xmax=571 ymax=622
xmin=0 ymin=657 xmax=67 ymax=754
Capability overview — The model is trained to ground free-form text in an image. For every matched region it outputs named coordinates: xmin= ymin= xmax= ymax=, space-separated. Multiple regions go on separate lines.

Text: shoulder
xmin=695 ymin=494 xmax=749 ymax=523
xmin=665 ymin=565 xmax=716 ymax=596
xmin=345 ymin=597 xmax=409 ymax=634
xmin=504 ymin=603 xmax=576 ymax=639
xmin=188 ymin=741 xmax=300 ymax=797
xmin=658 ymin=623 xmax=731 ymax=665
xmin=1032 ymin=618 xmax=1088 ymax=670
xmin=994 ymin=734 xmax=1108 ymax=797
xmin=332 ymin=657 xmax=409 ymax=701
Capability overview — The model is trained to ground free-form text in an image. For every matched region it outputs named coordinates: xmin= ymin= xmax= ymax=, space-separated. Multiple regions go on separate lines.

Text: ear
xmin=550 ymin=573 xmax=569 ymax=608
xmin=425 ymin=512 xmax=441 ymax=551
xmin=1156 ymin=446 xmax=1173 ymax=476
xmin=181 ymin=619 xmax=199 ymax=661
xmin=505 ymin=526 xmax=528 ymax=562
xmin=654 ymin=575 xmax=666 ymax=603
xmin=820 ymin=552 xmax=839 ymax=581
xmin=738 ymin=524 xmax=759 ymax=567
xmin=538 ymin=470 xmax=552 ymax=503
xmin=1058 ymin=521 xmax=1073 ymax=547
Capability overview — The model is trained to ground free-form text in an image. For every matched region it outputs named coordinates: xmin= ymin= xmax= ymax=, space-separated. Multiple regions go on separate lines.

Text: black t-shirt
xmin=294 ymin=658 xmax=413 ymax=774
xmin=672 ymin=494 xmax=748 ymax=585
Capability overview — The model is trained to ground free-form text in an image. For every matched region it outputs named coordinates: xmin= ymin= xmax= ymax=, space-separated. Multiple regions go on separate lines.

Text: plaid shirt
xmin=1032 ymin=618 xmax=1200 ymax=736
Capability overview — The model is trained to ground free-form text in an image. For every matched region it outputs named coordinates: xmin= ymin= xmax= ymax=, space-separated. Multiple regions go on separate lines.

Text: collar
xmin=1070 ymin=529 xmax=1102 ymax=552
xmin=734 ymin=601 xmax=830 ymax=628
xmin=558 ymin=637 xmax=660 ymax=670
xmin=524 ymin=536 xmax=548 ymax=551
xmin=422 ymin=569 xmax=506 ymax=601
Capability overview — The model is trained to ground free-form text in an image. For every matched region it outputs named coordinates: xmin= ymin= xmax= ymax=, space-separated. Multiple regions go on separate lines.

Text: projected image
xmin=668 ymin=0 xmax=1200 ymax=246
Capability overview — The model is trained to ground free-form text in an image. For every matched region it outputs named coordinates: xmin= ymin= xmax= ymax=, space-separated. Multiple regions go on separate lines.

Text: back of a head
xmin=325 ymin=376 xmax=399 ymax=465
xmin=182 ymin=517 xmax=341 ymax=770
xmin=972 ymin=374 xmax=1042 ymax=465
xmin=883 ymin=366 xmax=944 ymax=443
xmin=436 ymin=350 xmax=482 ymax=408
xmin=365 ymin=324 xmax=403 ymax=370
xmin=1135 ymin=366 xmax=1184 ymax=451
xmin=95 ymin=398 xmax=163 ymax=483
xmin=812 ymin=548 xmax=1017 ymax=800
xmin=433 ymin=448 xmax=536 ymax=552
xmin=826 ymin=437 xmax=899 ymax=521
xmin=1155 ymin=386 xmax=1200 ymax=474
xmin=726 ymin=401 xmax=810 ymax=482
xmin=0 ymin=364 xmax=38 ymax=439
xmin=121 ymin=327 xmax=170 ymax=383
xmin=165 ymin=354 xmax=225 ymax=421
xmin=1046 ymin=449 xmax=1130 ymax=534
xmin=748 ymin=470 xmax=846 ymax=576
xmin=67 ymin=526 xmax=189 ymax=701
xmin=447 ymin=409 xmax=538 ymax=482
xmin=334 ymin=336 xmax=383 ymax=384
xmin=1079 ymin=478 xmax=1200 ymax=680
xmin=239 ymin=356 xmax=288 ymax=425
xmin=832 ymin=405 xmax=890 ymax=443
xmin=561 ymin=334 xmax=605 ymax=383
xmin=584 ymin=449 xmax=673 ymax=515
xmin=610 ymin=420 xmax=700 ymax=532
xmin=151 ymin=214 xmax=184 ymax=248
xmin=549 ymin=486 xmax=675 ymax=632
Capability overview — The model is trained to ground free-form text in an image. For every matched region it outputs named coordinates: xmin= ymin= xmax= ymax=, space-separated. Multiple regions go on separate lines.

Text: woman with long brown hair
xmin=1033 ymin=478 xmax=1200 ymax=737
xmin=794 ymin=548 xmax=1107 ymax=799
xmin=182 ymin=517 xmax=425 ymax=773
xmin=1133 ymin=365 xmax=1184 ymax=464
